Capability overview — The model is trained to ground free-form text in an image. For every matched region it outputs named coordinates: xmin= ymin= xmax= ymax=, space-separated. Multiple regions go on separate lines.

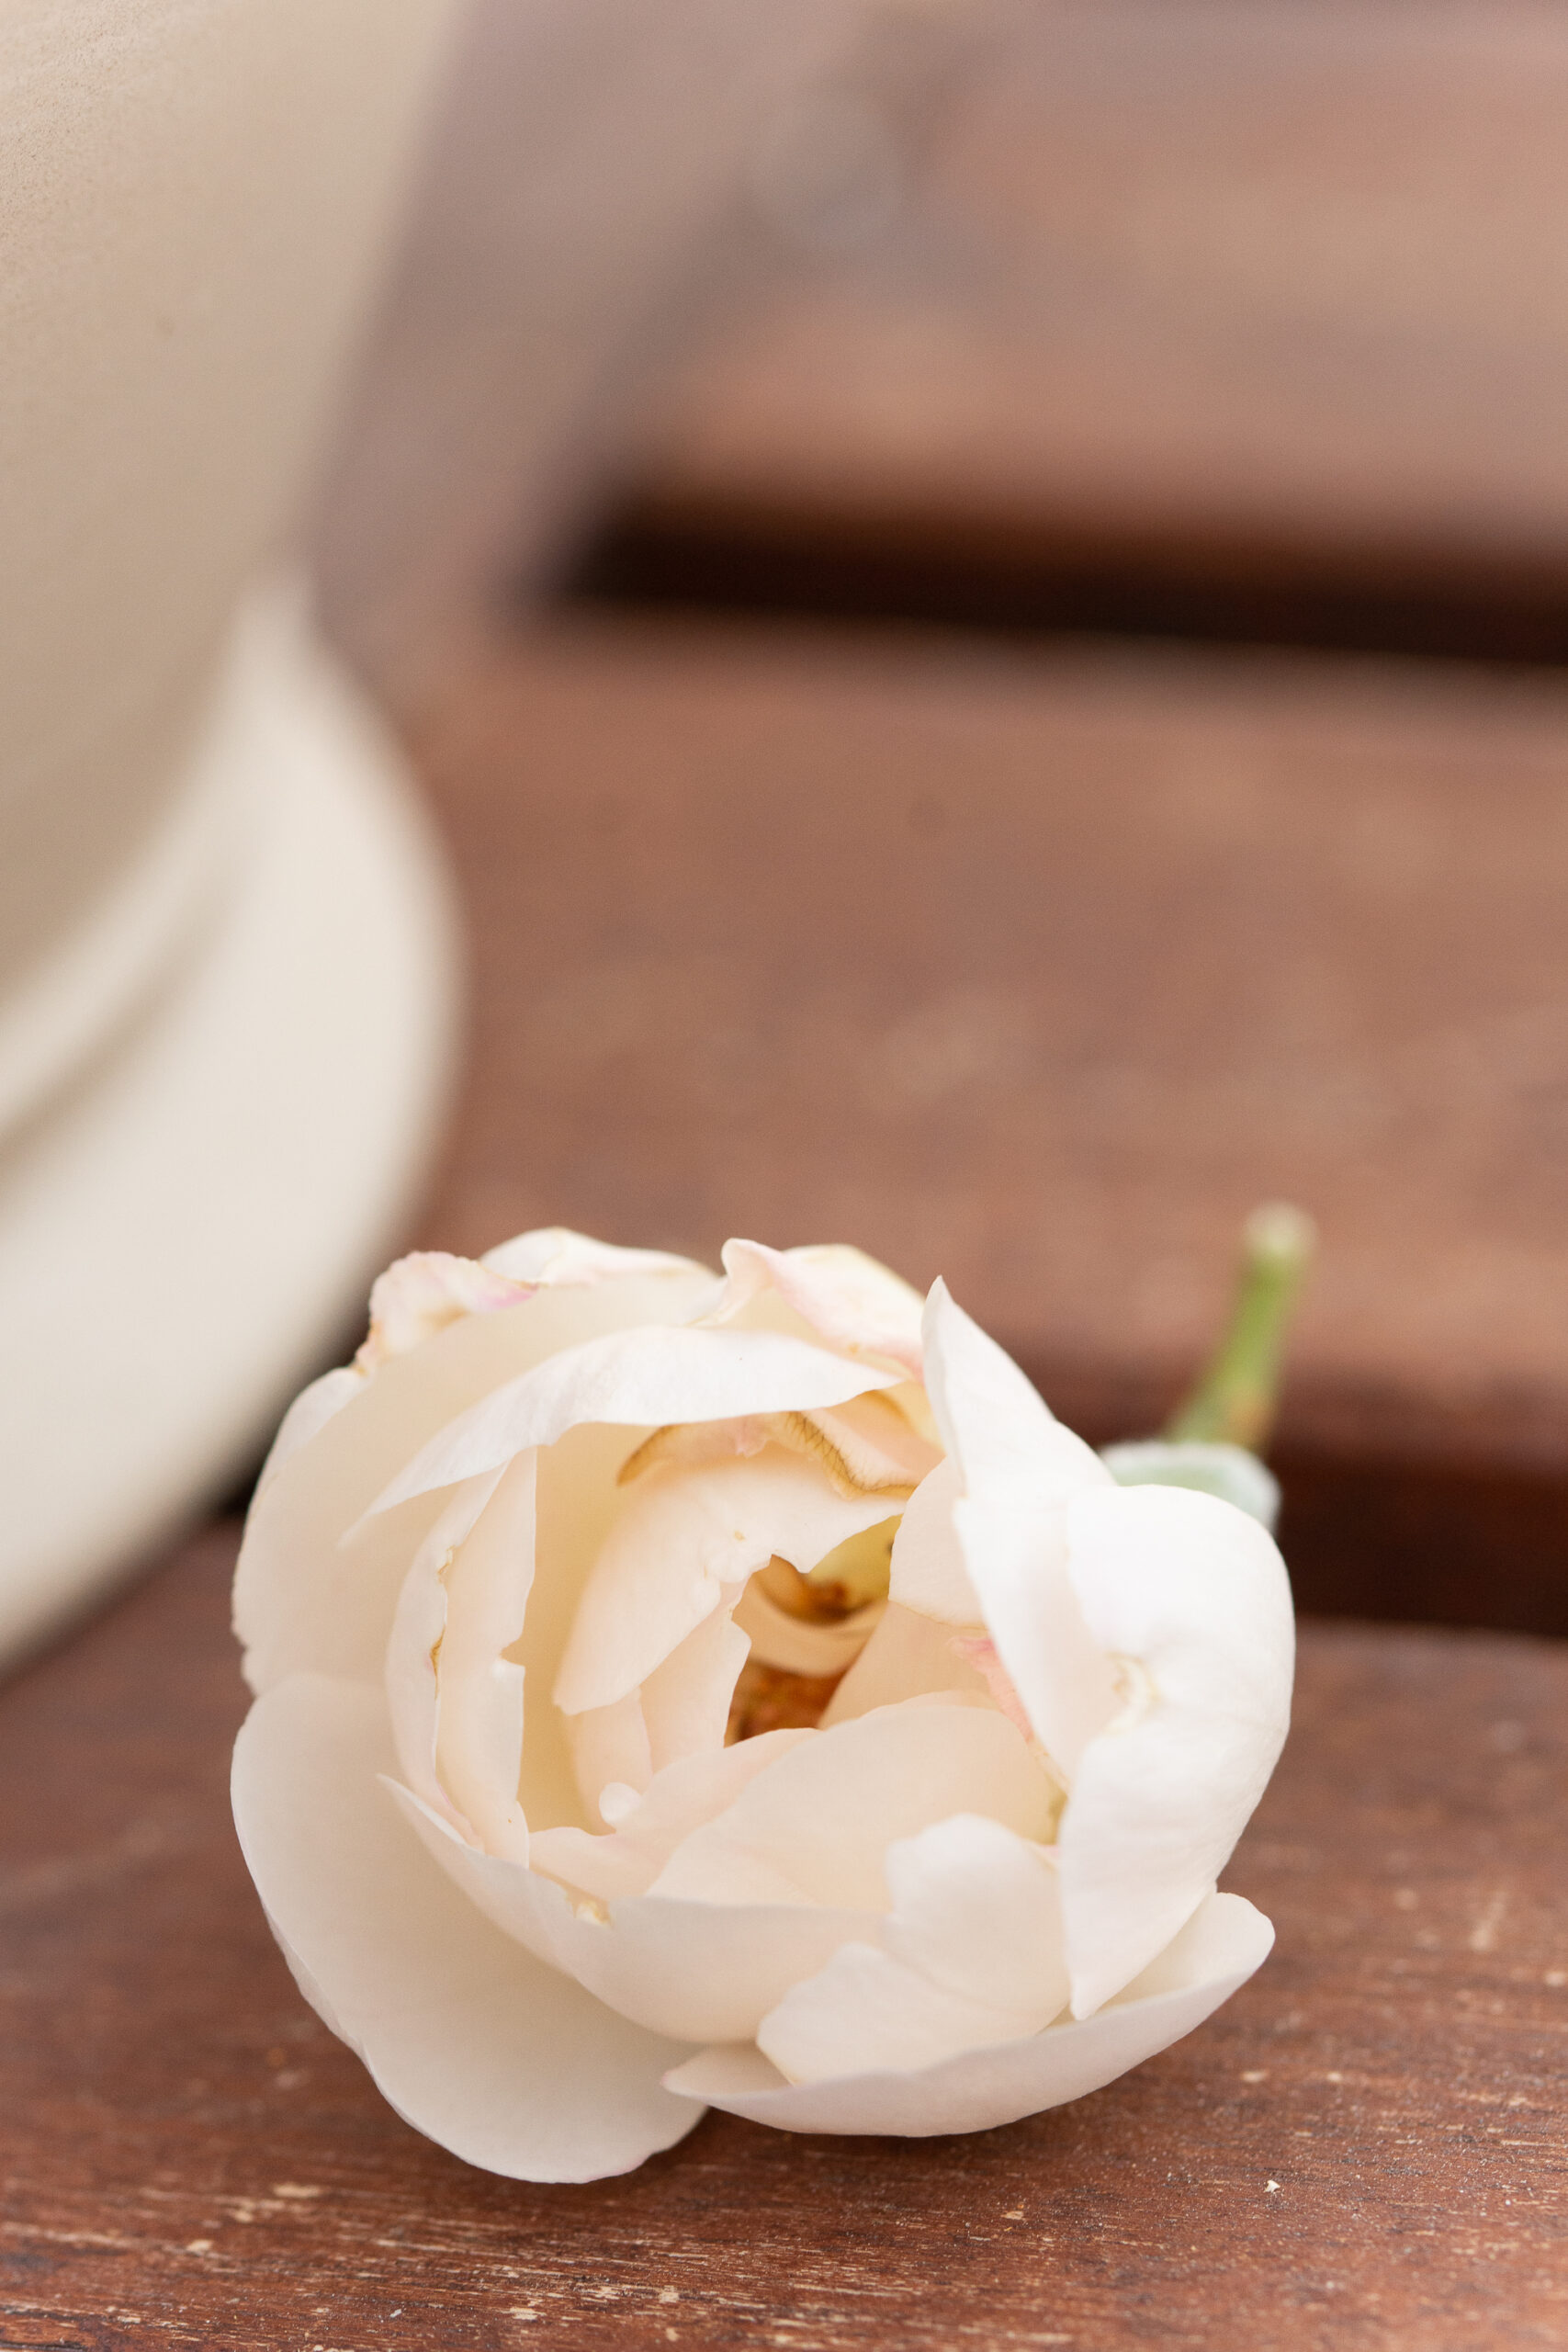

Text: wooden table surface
xmin=5 ymin=1523 xmax=1567 ymax=2351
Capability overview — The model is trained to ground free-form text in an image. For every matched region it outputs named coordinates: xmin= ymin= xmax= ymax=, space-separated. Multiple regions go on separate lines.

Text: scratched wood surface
xmin=592 ymin=0 xmax=1568 ymax=657
xmin=4 ymin=1523 xmax=1566 ymax=2351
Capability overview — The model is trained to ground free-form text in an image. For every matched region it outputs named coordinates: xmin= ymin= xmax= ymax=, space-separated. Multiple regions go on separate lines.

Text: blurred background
xmin=12 ymin=0 xmax=1568 ymax=1653
xmin=321 ymin=0 xmax=1568 ymax=1639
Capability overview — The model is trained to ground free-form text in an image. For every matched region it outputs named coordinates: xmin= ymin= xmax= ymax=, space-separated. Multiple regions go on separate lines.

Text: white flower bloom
xmin=231 ymin=1229 xmax=1294 ymax=2182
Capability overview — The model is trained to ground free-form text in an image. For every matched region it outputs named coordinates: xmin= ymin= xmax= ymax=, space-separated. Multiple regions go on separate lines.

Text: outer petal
xmin=755 ymin=1815 xmax=1068 ymax=2083
xmin=650 ymin=1701 xmax=1056 ymax=1910
xmin=482 ymin=1227 xmax=717 ymax=1293
xmin=1056 ymin=1483 xmax=1294 ymax=2017
xmin=923 ymin=1282 xmax=1118 ymax=1779
xmin=235 ymin=1268 xmax=718 ymax=1695
xmin=708 ymin=1239 xmax=927 ymax=1374
xmin=253 ymin=1364 xmax=364 ymax=1500
xmin=231 ymin=1676 xmax=698 ymax=2181
xmin=663 ymin=1891 xmax=1273 ymax=2135
xmin=392 ymin=1781 xmax=882 ymax=2045
xmin=366 ymin=1327 xmax=904 ymax=1521
xmin=357 ymin=1252 xmax=530 ymax=1372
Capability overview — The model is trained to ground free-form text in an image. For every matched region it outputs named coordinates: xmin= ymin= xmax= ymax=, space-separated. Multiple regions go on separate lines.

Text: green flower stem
xmin=1164 ymin=1204 xmax=1316 ymax=1456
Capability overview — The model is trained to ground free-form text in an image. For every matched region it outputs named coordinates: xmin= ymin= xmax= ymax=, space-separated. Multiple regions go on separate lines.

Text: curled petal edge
xmin=661 ymin=1889 xmax=1272 ymax=2136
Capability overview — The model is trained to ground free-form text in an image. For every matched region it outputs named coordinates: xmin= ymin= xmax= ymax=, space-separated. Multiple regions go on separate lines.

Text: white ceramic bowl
xmin=0 ymin=0 xmax=465 ymax=1665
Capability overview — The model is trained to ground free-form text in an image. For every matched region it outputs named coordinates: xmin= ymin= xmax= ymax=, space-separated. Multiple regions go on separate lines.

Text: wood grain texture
xmin=4 ymin=1523 xmax=1566 ymax=2350
xmin=403 ymin=611 xmax=1568 ymax=1499
xmin=602 ymin=0 xmax=1568 ymax=651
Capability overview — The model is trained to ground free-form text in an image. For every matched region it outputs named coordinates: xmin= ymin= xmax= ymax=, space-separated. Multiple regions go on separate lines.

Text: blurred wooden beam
xmin=594 ymin=0 xmax=1568 ymax=653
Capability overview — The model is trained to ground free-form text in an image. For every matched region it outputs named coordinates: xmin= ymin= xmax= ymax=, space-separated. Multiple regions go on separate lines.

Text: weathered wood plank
xmin=596 ymin=0 xmax=1568 ymax=654
xmin=3 ymin=1524 xmax=1565 ymax=2349
xmin=405 ymin=612 xmax=1568 ymax=1505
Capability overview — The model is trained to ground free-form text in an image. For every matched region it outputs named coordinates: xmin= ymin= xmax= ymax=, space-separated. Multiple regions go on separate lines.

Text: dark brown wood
xmin=405 ymin=611 xmax=1568 ymax=1502
xmin=592 ymin=0 xmax=1568 ymax=656
xmin=5 ymin=1522 xmax=1567 ymax=2349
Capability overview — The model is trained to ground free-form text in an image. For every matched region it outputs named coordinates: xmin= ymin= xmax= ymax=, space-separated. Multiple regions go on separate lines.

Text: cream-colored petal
xmin=807 ymin=1394 xmax=942 ymax=1492
xmin=1057 ymin=1483 xmax=1294 ymax=2017
xmin=756 ymin=1942 xmax=1022 ymax=2085
xmin=756 ymin=1814 xmax=1067 ymax=2084
xmin=882 ymin=1813 xmax=1068 ymax=2018
xmin=650 ymin=1701 xmax=1055 ymax=1910
xmin=821 ymin=1600 xmax=992 ymax=1724
xmin=565 ymin=1691 xmax=654 ymax=1816
xmin=392 ymin=1778 xmax=881 ymax=2045
xmin=709 ymin=1239 xmax=927 ymax=1374
xmin=922 ymin=1278 xmax=1109 ymax=1500
xmin=924 ymin=1282 xmax=1119 ymax=1778
xmin=429 ymin=1452 xmax=537 ymax=1862
xmin=254 ymin=1365 xmax=364 ymax=1500
xmin=517 ymin=1423 xmax=645 ymax=1835
xmin=530 ymin=1730 xmax=816 ymax=1902
xmin=235 ymin=1269 xmax=717 ymax=1695
xmin=367 ymin=1327 xmax=904 ymax=1522
xmin=481 ymin=1227 xmax=718 ymax=1294
xmin=555 ymin=1448 xmax=894 ymax=1719
xmin=357 ymin=1251 xmax=530 ymax=1373
xmin=231 ymin=1677 xmax=698 ymax=2181
xmin=383 ymin=1468 xmax=505 ymax=1841
xmin=640 ymin=1604 xmax=751 ymax=1773
xmin=663 ymin=1891 xmax=1273 ymax=2136
xmin=887 ymin=1458 xmax=978 ymax=1624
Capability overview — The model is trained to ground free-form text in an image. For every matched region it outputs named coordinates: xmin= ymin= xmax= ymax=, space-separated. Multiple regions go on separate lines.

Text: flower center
xmin=727 ymin=1518 xmax=899 ymax=1742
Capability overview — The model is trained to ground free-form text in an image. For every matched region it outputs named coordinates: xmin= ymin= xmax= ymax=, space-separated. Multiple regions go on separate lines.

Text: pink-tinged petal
xmin=482 ymin=1227 xmax=718 ymax=1294
xmin=391 ymin=1780 xmax=881 ymax=2045
xmin=887 ymin=1458 xmax=977 ymax=1624
xmin=650 ymin=1701 xmax=1055 ymax=1911
xmin=554 ymin=1448 xmax=895 ymax=1718
xmin=1057 ymin=1484 xmax=1294 ymax=2018
xmin=357 ymin=1253 xmax=532 ymax=1374
xmin=235 ymin=1271 xmax=717 ymax=1696
xmin=923 ymin=1283 xmax=1119 ymax=1779
xmin=254 ymin=1366 xmax=365 ymax=1499
xmin=662 ymin=1891 xmax=1273 ymax=2135
xmin=231 ymin=1677 xmax=698 ymax=2181
xmin=366 ymin=1327 xmax=904 ymax=1523
xmin=708 ymin=1240 xmax=927 ymax=1374
xmin=530 ymin=1731 xmax=815 ymax=1902
xmin=821 ymin=1601 xmax=992 ymax=1724
xmin=756 ymin=1815 xmax=1067 ymax=2084
xmin=384 ymin=1469 xmax=506 ymax=1841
